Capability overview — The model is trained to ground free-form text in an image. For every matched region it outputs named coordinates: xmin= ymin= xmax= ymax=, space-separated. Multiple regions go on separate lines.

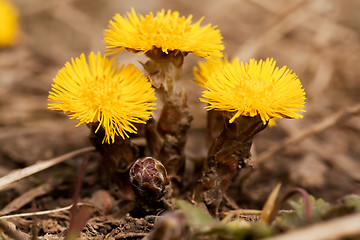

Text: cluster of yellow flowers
xmin=48 ymin=8 xmax=306 ymax=143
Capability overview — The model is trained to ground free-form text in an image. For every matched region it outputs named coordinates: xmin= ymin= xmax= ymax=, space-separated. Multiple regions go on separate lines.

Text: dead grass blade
xmin=0 ymin=178 xmax=63 ymax=215
xmin=0 ymin=146 xmax=95 ymax=191
xmin=0 ymin=203 xmax=94 ymax=220
xmin=260 ymin=183 xmax=282 ymax=224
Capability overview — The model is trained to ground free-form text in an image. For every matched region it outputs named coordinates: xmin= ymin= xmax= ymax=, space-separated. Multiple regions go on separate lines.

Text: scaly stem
xmin=195 ymin=114 xmax=267 ymax=215
xmin=88 ymin=123 xmax=139 ymax=201
xmin=143 ymin=49 xmax=192 ymax=196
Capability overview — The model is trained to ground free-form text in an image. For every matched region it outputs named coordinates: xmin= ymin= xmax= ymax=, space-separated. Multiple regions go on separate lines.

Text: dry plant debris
xmin=0 ymin=0 xmax=359 ymax=239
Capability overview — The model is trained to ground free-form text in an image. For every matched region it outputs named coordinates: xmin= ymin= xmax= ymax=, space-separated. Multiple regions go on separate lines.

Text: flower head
xmin=196 ymin=58 xmax=306 ymax=124
xmin=0 ymin=0 xmax=19 ymax=47
xmin=104 ymin=8 xmax=224 ymax=58
xmin=48 ymin=52 xmax=156 ymax=144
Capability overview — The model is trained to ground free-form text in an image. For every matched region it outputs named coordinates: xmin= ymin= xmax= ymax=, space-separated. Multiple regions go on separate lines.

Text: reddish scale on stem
xmin=129 ymin=157 xmax=169 ymax=200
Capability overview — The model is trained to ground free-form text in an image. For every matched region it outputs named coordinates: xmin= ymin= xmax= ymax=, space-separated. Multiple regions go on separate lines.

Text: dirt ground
xmin=0 ymin=0 xmax=360 ymax=239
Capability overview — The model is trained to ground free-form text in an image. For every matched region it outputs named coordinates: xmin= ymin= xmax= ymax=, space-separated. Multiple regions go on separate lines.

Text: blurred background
xmin=0 ymin=0 xmax=359 ymax=208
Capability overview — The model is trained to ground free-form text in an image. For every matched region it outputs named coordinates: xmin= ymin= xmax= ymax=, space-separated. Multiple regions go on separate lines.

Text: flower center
xmin=140 ymin=14 xmax=191 ymax=44
xmin=246 ymin=78 xmax=265 ymax=91
xmin=80 ymin=75 xmax=121 ymax=110
xmin=236 ymin=76 xmax=267 ymax=99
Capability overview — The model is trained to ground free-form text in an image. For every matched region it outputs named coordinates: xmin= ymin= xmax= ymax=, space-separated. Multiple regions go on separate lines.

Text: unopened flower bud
xmin=129 ymin=157 xmax=169 ymax=200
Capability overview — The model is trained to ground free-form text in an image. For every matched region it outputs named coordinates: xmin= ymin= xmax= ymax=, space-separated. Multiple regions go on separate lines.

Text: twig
xmin=0 ymin=146 xmax=95 ymax=191
xmin=114 ymin=232 xmax=148 ymax=238
xmin=274 ymin=115 xmax=360 ymax=181
xmin=220 ymin=209 xmax=294 ymax=216
xmin=0 ymin=220 xmax=30 ymax=240
xmin=0 ymin=203 xmax=94 ymax=220
xmin=0 ymin=178 xmax=64 ymax=215
xmin=256 ymin=103 xmax=360 ymax=167
xmin=222 ymin=209 xmax=262 ymax=215
xmin=264 ymin=213 xmax=360 ymax=240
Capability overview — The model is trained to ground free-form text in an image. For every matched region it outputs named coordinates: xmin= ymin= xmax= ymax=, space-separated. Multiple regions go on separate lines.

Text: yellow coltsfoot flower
xmin=104 ymin=8 xmax=224 ymax=59
xmin=48 ymin=52 xmax=156 ymax=144
xmin=196 ymin=58 xmax=306 ymax=124
xmin=0 ymin=0 xmax=19 ymax=47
